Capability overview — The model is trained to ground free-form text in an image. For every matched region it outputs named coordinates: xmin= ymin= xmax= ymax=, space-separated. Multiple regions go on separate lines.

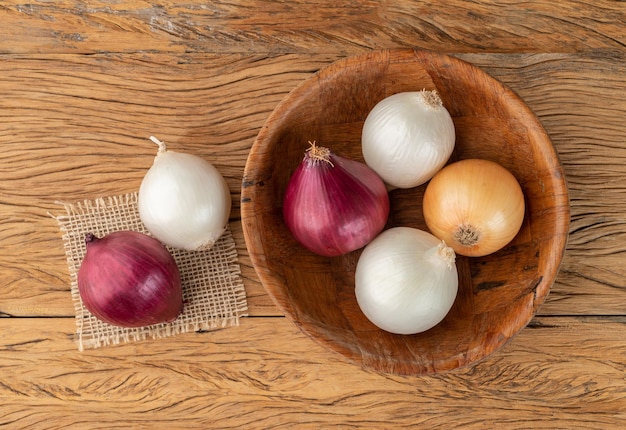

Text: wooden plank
xmin=0 ymin=316 xmax=623 ymax=429
xmin=0 ymin=0 xmax=624 ymax=55
xmin=1 ymin=52 xmax=625 ymax=318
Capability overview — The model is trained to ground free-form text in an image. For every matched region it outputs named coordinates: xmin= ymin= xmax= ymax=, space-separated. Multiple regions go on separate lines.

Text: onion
xmin=77 ymin=231 xmax=183 ymax=328
xmin=139 ymin=136 xmax=232 ymax=252
xmin=361 ymin=90 xmax=455 ymax=189
xmin=283 ymin=142 xmax=390 ymax=257
xmin=355 ymin=227 xmax=458 ymax=335
xmin=423 ymin=158 xmax=525 ymax=257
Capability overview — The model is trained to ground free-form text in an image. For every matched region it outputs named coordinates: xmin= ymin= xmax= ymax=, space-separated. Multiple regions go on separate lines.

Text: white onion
xmin=139 ymin=136 xmax=231 ymax=252
xmin=361 ymin=90 xmax=455 ymax=189
xmin=355 ymin=227 xmax=458 ymax=335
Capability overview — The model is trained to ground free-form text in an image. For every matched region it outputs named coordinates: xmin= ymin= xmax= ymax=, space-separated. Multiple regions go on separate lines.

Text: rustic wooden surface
xmin=0 ymin=0 xmax=624 ymax=428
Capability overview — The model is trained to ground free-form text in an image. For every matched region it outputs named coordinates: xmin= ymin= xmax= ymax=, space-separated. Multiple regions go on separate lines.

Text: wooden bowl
xmin=241 ymin=49 xmax=570 ymax=375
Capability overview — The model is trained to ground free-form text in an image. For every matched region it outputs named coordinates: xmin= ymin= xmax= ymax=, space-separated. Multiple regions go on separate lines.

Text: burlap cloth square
xmin=52 ymin=192 xmax=248 ymax=351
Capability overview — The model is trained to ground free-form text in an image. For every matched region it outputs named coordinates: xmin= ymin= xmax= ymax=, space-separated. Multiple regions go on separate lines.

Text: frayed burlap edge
xmin=51 ymin=192 xmax=248 ymax=351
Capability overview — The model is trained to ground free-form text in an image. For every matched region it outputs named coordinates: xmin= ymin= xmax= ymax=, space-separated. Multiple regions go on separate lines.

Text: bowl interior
xmin=242 ymin=49 xmax=569 ymax=375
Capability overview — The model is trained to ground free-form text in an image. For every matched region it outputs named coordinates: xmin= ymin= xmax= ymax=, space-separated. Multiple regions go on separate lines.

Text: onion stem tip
xmin=420 ymin=89 xmax=443 ymax=109
xmin=149 ymin=135 xmax=167 ymax=153
xmin=84 ymin=232 xmax=98 ymax=244
xmin=437 ymin=241 xmax=456 ymax=269
xmin=305 ymin=141 xmax=334 ymax=166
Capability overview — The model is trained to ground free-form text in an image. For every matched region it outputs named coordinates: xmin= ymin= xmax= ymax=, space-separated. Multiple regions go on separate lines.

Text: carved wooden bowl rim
xmin=241 ymin=49 xmax=570 ymax=375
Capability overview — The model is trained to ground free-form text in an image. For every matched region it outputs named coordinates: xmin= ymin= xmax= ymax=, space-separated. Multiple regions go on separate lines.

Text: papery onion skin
xmin=361 ymin=90 xmax=455 ymax=189
xmin=355 ymin=227 xmax=458 ymax=335
xmin=423 ymin=158 xmax=525 ymax=257
xmin=139 ymin=137 xmax=232 ymax=252
xmin=77 ymin=231 xmax=183 ymax=328
xmin=283 ymin=144 xmax=390 ymax=257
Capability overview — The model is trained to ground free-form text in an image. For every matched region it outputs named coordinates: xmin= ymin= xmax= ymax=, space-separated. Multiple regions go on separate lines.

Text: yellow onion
xmin=423 ymin=159 xmax=525 ymax=257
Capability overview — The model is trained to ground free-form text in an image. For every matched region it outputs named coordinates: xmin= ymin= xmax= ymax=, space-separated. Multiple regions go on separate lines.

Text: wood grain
xmin=0 ymin=316 xmax=624 ymax=429
xmin=0 ymin=0 xmax=625 ymax=426
xmin=0 ymin=0 xmax=624 ymax=55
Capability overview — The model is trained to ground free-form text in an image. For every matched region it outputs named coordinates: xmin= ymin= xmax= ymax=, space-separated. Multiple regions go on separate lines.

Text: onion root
xmin=453 ymin=224 xmax=481 ymax=247
xmin=420 ymin=89 xmax=443 ymax=109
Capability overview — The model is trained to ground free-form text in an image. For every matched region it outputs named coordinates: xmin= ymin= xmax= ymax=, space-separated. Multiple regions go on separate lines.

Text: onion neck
xmin=84 ymin=232 xmax=99 ymax=246
xmin=150 ymin=135 xmax=168 ymax=155
xmin=420 ymin=89 xmax=443 ymax=110
xmin=426 ymin=241 xmax=456 ymax=270
xmin=305 ymin=141 xmax=334 ymax=166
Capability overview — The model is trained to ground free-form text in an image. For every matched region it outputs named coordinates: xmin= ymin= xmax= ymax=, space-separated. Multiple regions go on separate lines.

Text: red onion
xmin=77 ymin=231 xmax=183 ymax=328
xmin=283 ymin=143 xmax=390 ymax=256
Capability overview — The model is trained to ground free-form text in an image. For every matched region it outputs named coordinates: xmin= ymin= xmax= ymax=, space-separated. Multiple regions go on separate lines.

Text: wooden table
xmin=1 ymin=1 xmax=624 ymax=428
